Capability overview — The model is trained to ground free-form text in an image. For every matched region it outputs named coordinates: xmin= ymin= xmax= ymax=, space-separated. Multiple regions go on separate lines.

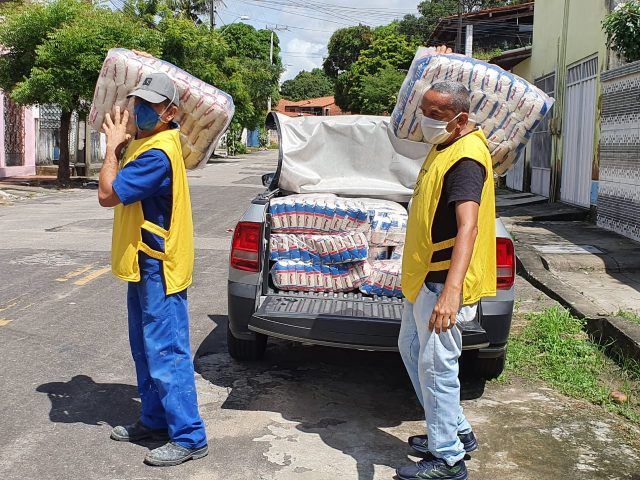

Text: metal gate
xmin=530 ymin=73 xmax=555 ymax=197
xmin=560 ymin=56 xmax=598 ymax=207
xmin=37 ymin=104 xmax=61 ymax=165
xmin=506 ymin=150 xmax=525 ymax=191
xmin=4 ymin=96 xmax=24 ymax=167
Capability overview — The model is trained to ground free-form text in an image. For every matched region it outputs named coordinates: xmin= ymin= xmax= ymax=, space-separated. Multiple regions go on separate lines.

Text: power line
xmin=236 ymin=0 xmax=358 ymax=27
xmin=219 ymin=7 xmax=336 ymax=33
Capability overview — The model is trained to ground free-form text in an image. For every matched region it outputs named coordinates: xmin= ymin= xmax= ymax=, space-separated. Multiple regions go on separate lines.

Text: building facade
xmin=503 ymin=0 xmax=615 ymax=209
xmin=275 ymin=96 xmax=345 ymax=117
xmin=0 ymin=91 xmax=36 ymax=178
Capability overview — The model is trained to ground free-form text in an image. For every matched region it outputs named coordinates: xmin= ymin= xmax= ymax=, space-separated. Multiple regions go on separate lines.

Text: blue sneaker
xmin=408 ymin=431 xmax=478 ymax=456
xmin=396 ymin=457 xmax=468 ymax=480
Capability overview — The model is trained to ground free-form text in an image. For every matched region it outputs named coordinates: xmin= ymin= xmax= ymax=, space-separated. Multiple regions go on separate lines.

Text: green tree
xmin=122 ymin=0 xmax=164 ymax=26
xmin=323 ymin=25 xmax=373 ymax=78
xmin=0 ymin=0 xmax=161 ymax=183
xmin=336 ymin=29 xmax=417 ymax=114
xmin=358 ymin=65 xmax=406 ymax=115
xmin=280 ymin=69 xmax=334 ymax=101
xmin=603 ymin=1 xmax=640 ymax=63
xmin=165 ymin=0 xmax=209 ymax=22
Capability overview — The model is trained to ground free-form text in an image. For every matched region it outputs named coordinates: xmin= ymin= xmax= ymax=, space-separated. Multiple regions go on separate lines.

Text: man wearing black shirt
xmin=397 ymin=79 xmax=496 ymax=480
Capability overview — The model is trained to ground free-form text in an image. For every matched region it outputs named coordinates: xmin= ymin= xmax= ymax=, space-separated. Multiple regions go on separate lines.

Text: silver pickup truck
xmin=226 ymin=113 xmax=514 ymax=380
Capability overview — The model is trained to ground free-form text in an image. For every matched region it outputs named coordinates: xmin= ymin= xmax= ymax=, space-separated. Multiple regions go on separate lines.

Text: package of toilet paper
xmin=270 ymin=194 xmax=370 ymax=234
xmin=391 ymin=48 xmax=554 ymax=175
xmin=359 ymin=260 xmax=403 ymax=298
xmin=368 ymin=246 xmax=390 ymax=262
xmin=270 ymin=232 xmax=369 ymax=264
xmin=359 ymin=199 xmax=407 ymax=247
xmin=270 ymin=195 xmax=408 ymax=243
xmin=390 ymin=244 xmax=404 ymax=261
xmin=89 ymin=48 xmax=235 ymax=170
xmin=272 ymin=260 xmax=371 ymax=293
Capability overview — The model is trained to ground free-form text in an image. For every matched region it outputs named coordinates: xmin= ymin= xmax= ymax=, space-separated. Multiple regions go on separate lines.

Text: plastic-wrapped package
xmin=391 ymin=48 xmax=554 ymax=176
xmin=360 ymin=260 xmax=403 ymax=298
xmin=89 ymin=48 xmax=235 ymax=170
xmin=390 ymin=244 xmax=404 ymax=261
xmin=368 ymin=247 xmax=390 ymax=262
xmin=270 ymin=232 xmax=369 ymax=264
xmin=272 ymin=260 xmax=370 ymax=293
xmin=270 ymin=194 xmax=370 ymax=234
xmin=358 ymin=199 xmax=408 ymax=246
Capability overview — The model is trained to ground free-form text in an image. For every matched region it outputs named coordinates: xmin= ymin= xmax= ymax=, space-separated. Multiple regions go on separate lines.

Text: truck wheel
xmin=227 ymin=328 xmax=267 ymax=361
xmin=474 ymin=353 xmax=506 ymax=380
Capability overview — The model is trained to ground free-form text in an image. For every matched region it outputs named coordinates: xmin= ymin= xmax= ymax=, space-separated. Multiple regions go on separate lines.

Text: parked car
xmin=226 ymin=113 xmax=515 ymax=380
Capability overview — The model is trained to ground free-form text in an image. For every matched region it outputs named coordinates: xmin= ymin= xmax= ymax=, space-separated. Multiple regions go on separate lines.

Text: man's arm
xmin=98 ymin=107 xmax=130 ymax=207
xmin=429 ymin=201 xmax=479 ymax=333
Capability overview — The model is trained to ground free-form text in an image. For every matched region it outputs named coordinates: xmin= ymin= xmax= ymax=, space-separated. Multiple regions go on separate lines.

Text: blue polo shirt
xmin=112 ymin=148 xmax=172 ymax=254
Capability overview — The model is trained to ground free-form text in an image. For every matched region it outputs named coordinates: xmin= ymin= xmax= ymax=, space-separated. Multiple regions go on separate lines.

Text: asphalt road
xmin=0 ymin=150 xmax=638 ymax=480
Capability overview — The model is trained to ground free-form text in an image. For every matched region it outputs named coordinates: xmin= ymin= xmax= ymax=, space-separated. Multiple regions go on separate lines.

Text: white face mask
xmin=420 ymin=112 xmax=462 ymax=145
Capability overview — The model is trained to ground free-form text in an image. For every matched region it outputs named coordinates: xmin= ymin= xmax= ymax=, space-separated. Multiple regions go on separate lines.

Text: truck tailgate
xmin=250 ymin=293 xmax=490 ymax=351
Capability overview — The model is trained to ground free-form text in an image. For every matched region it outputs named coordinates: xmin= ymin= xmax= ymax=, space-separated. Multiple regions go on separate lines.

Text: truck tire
xmin=227 ymin=328 xmax=267 ymax=361
xmin=474 ymin=353 xmax=506 ymax=380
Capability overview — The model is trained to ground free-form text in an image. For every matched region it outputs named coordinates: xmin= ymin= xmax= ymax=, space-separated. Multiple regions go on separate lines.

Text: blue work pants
xmin=126 ymin=255 xmax=207 ymax=449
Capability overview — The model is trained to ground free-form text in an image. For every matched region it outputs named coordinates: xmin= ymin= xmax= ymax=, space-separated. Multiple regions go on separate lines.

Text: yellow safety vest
xmin=402 ymin=128 xmax=496 ymax=304
xmin=111 ymin=128 xmax=194 ymax=295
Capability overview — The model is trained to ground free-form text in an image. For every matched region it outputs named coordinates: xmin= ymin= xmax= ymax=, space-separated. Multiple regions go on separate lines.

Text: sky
xmin=215 ymin=0 xmax=423 ymax=82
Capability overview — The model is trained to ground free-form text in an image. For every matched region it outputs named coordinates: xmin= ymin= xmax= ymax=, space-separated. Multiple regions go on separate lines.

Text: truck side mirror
xmin=262 ymin=172 xmax=275 ymax=187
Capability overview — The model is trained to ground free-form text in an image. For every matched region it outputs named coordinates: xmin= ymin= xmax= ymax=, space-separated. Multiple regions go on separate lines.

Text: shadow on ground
xmin=36 ymin=375 xmax=170 ymax=450
xmin=37 ymin=375 xmax=140 ymax=427
xmin=195 ymin=314 xmax=484 ymax=480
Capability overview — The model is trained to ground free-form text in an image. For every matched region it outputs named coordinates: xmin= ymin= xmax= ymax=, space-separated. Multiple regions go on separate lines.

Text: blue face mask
xmin=134 ymin=102 xmax=168 ymax=131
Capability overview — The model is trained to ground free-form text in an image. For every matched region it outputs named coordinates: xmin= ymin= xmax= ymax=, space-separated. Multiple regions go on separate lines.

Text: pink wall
xmin=0 ymin=91 xmax=36 ymax=178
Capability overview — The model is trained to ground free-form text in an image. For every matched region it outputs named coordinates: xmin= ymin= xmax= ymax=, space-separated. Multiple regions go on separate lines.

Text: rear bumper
xmin=228 ymin=282 xmax=513 ymax=354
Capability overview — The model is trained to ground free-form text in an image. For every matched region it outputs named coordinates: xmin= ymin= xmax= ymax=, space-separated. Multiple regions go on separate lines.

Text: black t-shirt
xmin=425 ymin=158 xmax=486 ymax=284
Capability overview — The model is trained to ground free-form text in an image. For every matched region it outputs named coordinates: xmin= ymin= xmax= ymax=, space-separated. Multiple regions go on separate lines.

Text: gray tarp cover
xmin=273 ymin=113 xmax=431 ymax=202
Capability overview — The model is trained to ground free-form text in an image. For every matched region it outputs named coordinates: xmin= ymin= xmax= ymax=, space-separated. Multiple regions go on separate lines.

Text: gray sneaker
xmin=110 ymin=420 xmax=168 ymax=442
xmin=144 ymin=442 xmax=209 ymax=467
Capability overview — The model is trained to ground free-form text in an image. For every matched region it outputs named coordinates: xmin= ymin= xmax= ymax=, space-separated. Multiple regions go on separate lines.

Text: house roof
xmin=489 ymin=45 xmax=532 ymax=70
xmin=278 ymin=96 xmax=336 ymax=108
xmin=428 ymin=2 xmax=534 ymax=49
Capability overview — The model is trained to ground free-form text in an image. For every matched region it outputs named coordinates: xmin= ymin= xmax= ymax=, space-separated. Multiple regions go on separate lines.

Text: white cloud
xmin=281 ymin=38 xmax=328 ymax=81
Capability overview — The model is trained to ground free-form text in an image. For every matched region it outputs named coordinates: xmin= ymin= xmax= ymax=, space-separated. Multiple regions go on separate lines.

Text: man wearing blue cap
xmin=98 ymin=72 xmax=208 ymax=467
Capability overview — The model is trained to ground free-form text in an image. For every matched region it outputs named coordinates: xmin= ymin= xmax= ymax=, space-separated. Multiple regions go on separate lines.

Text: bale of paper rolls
xmin=269 ymin=194 xmax=406 ymax=296
xmin=391 ymin=48 xmax=555 ymax=175
xmin=89 ymin=48 xmax=235 ymax=170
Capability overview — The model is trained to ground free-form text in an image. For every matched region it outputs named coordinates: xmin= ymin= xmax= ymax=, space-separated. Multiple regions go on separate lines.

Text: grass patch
xmin=504 ymin=306 xmax=640 ymax=423
xmin=616 ymin=309 xmax=640 ymax=325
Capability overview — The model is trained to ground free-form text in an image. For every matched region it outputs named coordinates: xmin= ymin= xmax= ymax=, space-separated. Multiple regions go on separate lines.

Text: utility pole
xmin=267 ymin=25 xmax=288 ymax=112
xmin=210 ymin=0 xmax=219 ymax=30
xmin=456 ymin=0 xmax=463 ymax=54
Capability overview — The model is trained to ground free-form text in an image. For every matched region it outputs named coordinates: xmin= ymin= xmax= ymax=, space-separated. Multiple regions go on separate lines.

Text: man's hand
xmin=429 ymin=286 xmax=461 ymax=334
xmin=132 ymin=49 xmax=154 ymax=58
xmin=103 ymin=106 xmax=131 ymax=156
xmin=434 ymin=45 xmax=453 ymax=54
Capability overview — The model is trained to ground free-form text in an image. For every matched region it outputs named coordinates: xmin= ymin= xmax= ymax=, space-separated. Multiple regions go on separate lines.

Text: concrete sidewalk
xmin=497 ymin=188 xmax=640 ymax=359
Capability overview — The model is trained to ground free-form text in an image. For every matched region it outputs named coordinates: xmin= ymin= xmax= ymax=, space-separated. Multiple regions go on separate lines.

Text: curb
xmin=516 ymin=244 xmax=640 ymax=360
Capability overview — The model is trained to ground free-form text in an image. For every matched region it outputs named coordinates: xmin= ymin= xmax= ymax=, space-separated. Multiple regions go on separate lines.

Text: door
xmin=4 ymin=96 xmax=24 ymax=167
xmin=530 ymin=74 xmax=555 ymax=197
xmin=506 ymin=149 xmax=525 ymax=191
xmin=560 ymin=56 xmax=598 ymax=207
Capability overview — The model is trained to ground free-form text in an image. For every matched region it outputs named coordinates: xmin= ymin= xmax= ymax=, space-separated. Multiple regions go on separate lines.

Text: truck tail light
xmin=496 ymin=237 xmax=515 ymax=290
xmin=230 ymin=222 xmax=261 ymax=272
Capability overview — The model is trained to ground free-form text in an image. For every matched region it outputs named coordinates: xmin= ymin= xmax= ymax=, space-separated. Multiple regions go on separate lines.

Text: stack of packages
xmin=89 ymin=48 xmax=235 ymax=170
xmin=269 ymin=194 xmax=407 ymax=297
xmin=361 ymin=200 xmax=406 ymax=298
xmin=270 ymin=194 xmax=371 ymax=293
xmin=391 ymin=48 xmax=554 ymax=175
